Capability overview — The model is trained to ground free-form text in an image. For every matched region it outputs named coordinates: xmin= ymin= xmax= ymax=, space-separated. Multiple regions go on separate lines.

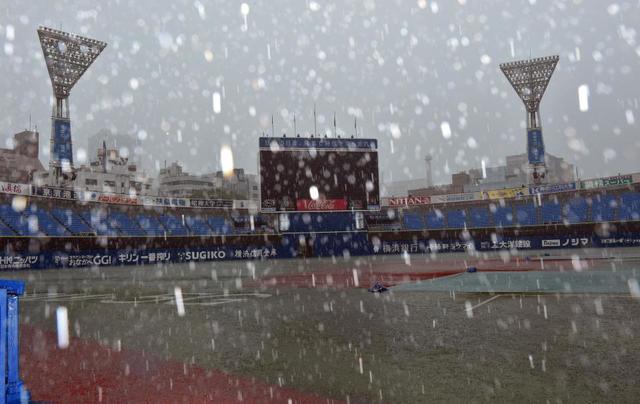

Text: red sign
xmin=296 ymin=199 xmax=348 ymax=211
xmin=97 ymin=194 xmax=140 ymax=205
xmin=387 ymin=196 xmax=431 ymax=207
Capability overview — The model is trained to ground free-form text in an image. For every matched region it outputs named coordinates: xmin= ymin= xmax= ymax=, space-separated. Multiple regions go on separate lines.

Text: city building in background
xmin=74 ymin=141 xmax=154 ymax=195
xmin=404 ymin=152 xmax=575 ymax=197
xmin=157 ymin=163 xmax=259 ymax=200
xmin=0 ymin=129 xmax=44 ymax=183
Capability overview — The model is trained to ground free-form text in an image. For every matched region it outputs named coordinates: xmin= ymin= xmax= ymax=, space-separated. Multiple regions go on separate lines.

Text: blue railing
xmin=0 ymin=280 xmax=29 ymax=404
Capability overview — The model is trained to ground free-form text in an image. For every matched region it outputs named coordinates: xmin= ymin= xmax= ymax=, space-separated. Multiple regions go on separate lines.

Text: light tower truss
xmin=499 ymin=55 xmax=559 ymax=129
xmin=500 ymin=55 xmax=559 ymax=184
xmin=37 ymin=26 xmax=106 ymax=184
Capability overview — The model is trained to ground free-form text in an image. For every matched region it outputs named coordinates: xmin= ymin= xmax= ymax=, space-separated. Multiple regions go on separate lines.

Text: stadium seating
xmin=0 ymin=219 xmax=16 ymax=236
xmin=402 ymin=212 xmax=424 ymax=230
xmin=514 ymin=203 xmax=538 ymax=226
xmin=207 ymin=216 xmax=232 ymax=235
xmin=493 ymin=205 xmax=514 ymax=227
xmin=79 ymin=209 xmax=119 ymax=237
xmin=109 ymin=211 xmax=146 ymax=236
xmin=446 ymin=209 xmax=466 ymax=228
xmin=25 ymin=205 xmax=70 ymax=236
xmin=469 ymin=206 xmax=491 ymax=228
xmin=157 ymin=214 xmax=189 ymax=236
xmin=137 ymin=214 xmax=166 ymax=236
xmin=0 ymin=204 xmax=37 ymax=236
xmin=425 ymin=210 xmax=444 ymax=229
xmin=285 ymin=212 xmax=356 ymax=233
xmin=185 ymin=215 xmax=213 ymax=236
xmin=619 ymin=192 xmax=640 ymax=221
xmin=564 ymin=197 xmax=588 ymax=224
xmin=51 ymin=208 xmax=93 ymax=235
xmin=591 ymin=195 xmax=618 ymax=222
xmin=541 ymin=199 xmax=562 ymax=224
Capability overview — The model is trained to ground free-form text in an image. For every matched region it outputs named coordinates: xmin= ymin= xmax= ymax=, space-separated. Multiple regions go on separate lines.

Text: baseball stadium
xmin=0 ymin=19 xmax=639 ymax=404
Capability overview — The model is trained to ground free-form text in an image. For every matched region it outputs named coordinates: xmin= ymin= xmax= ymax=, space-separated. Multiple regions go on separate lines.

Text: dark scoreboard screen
xmin=259 ymin=137 xmax=380 ymax=212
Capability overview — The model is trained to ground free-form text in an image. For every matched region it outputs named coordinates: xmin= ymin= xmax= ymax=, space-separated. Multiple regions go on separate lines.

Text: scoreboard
xmin=259 ymin=137 xmax=380 ymax=212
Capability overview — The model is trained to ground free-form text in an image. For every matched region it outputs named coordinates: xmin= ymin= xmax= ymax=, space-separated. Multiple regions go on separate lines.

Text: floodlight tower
xmin=37 ymin=26 xmax=106 ymax=186
xmin=500 ymin=55 xmax=559 ymax=185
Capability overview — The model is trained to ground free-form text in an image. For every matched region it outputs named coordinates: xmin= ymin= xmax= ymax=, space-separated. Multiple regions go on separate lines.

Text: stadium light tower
xmin=37 ymin=26 xmax=106 ymax=186
xmin=500 ymin=55 xmax=559 ymax=185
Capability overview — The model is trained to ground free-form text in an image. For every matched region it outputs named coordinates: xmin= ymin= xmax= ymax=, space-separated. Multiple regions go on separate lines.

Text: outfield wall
xmin=2 ymin=224 xmax=639 ymax=270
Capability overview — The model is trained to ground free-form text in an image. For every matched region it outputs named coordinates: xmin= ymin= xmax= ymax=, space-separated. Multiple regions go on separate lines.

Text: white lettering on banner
xmin=388 ymin=196 xmax=431 ymax=206
xmin=0 ymin=255 xmax=39 ymax=269
xmin=55 ymin=254 xmax=113 ymax=267
xmin=181 ymin=250 xmax=227 ymax=261
xmin=542 ymin=239 xmax=561 ymax=247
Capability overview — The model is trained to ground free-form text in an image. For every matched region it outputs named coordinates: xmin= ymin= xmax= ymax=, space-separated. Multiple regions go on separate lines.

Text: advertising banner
xmin=189 ymin=198 xmax=233 ymax=208
xmin=601 ymin=175 xmax=632 ymax=187
xmin=53 ymin=118 xmax=73 ymax=165
xmin=529 ymin=182 xmax=577 ymax=195
xmin=387 ymin=195 xmax=431 ymax=207
xmin=0 ymin=181 xmax=30 ymax=196
xmin=97 ymin=194 xmax=140 ymax=205
xmin=527 ymin=129 xmax=545 ymax=165
xmin=296 ymin=199 xmax=348 ymax=211
xmin=484 ymin=188 xmax=528 ymax=200
xmin=32 ymin=186 xmax=78 ymax=200
xmin=259 ymin=137 xmax=377 ymax=150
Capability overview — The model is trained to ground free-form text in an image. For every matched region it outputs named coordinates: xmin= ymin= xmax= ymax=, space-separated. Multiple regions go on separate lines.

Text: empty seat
xmin=515 ymin=203 xmax=538 ymax=226
xmin=137 ymin=215 xmax=166 ymax=236
xmin=494 ymin=206 xmax=513 ymax=227
xmin=446 ymin=209 xmax=466 ymax=228
xmin=541 ymin=200 xmax=562 ymax=224
xmin=110 ymin=211 xmax=146 ymax=236
xmin=79 ymin=209 xmax=119 ymax=236
xmin=402 ymin=212 xmax=424 ymax=230
xmin=0 ymin=204 xmax=36 ymax=236
xmin=425 ymin=210 xmax=444 ymax=229
xmin=52 ymin=208 xmax=93 ymax=235
xmin=619 ymin=192 xmax=640 ymax=221
xmin=158 ymin=214 xmax=189 ymax=236
xmin=185 ymin=216 xmax=213 ymax=235
xmin=469 ymin=207 xmax=491 ymax=228
xmin=207 ymin=216 xmax=232 ymax=235
xmin=591 ymin=195 xmax=618 ymax=222
xmin=25 ymin=205 xmax=70 ymax=236
xmin=564 ymin=197 xmax=588 ymax=224
xmin=0 ymin=220 xmax=16 ymax=236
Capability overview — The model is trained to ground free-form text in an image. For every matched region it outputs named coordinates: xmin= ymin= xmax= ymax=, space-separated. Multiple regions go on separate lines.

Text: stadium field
xmin=5 ymin=248 xmax=640 ymax=403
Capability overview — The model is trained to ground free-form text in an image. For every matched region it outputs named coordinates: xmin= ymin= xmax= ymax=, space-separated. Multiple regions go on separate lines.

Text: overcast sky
xmin=1 ymin=0 xmax=638 ymax=184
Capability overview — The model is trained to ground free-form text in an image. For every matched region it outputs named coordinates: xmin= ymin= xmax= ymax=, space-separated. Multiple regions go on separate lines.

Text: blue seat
xmin=469 ymin=207 xmax=490 ymax=228
xmin=541 ymin=200 xmax=562 ymax=224
xmin=137 ymin=215 xmax=166 ymax=236
xmin=425 ymin=210 xmax=444 ymax=229
xmin=446 ymin=209 xmax=466 ymax=228
xmin=109 ymin=211 xmax=146 ymax=236
xmin=564 ymin=197 xmax=588 ymax=224
xmin=0 ymin=220 xmax=16 ymax=236
xmin=79 ymin=209 xmax=119 ymax=236
xmin=620 ymin=192 xmax=640 ymax=221
xmin=591 ymin=195 xmax=618 ymax=222
xmin=25 ymin=205 xmax=70 ymax=236
xmin=158 ymin=214 xmax=189 ymax=236
xmin=207 ymin=216 xmax=232 ymax=235
xmin=0 ymin=205 xmax=35 ymax=236
xmin=494 ymin=206 xmax=513 ymax=227
xmin=515 ymin=203 xmax=537 ymax=226
xmin=185 ymin=216 xmax=213 ymax=235
xmin=51 ymin=208 xmax=93 ymax=235
xmin=402 ymin=212 xmax=424 ymax=230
